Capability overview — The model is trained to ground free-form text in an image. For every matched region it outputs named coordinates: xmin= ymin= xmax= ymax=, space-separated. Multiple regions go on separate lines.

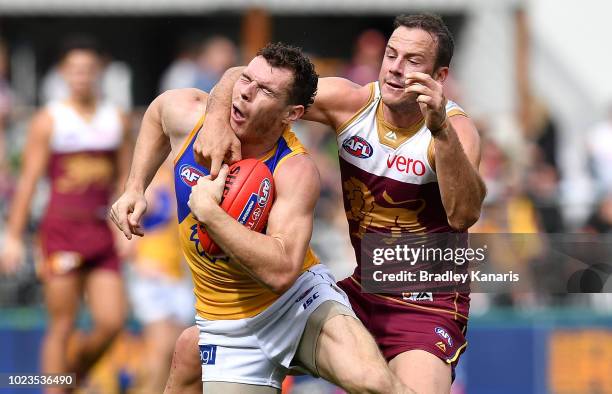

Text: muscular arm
xmin=114 ymin=112 xmax=133 ymax=196
xmin=193 ymin=67 xmax=244 ymax=176
xmin=6 ymin=110 xmax=52 ymax=239
xmin=194 ymin=70 xmax=371 ymax=176
xmin=123 ymin=95 xmax=171 ymax=195
xmin=302 ymin=77 xmax=371 ymax=130
xmin=433 ymin=115 xmax=486 ymax=231
xmin=111 ymin=89 xmax=207 ymax=239
xmin=405 ymin=71 xmax=485 ymax=231
xmin=189 ymin=155 xmax=319 ymax=294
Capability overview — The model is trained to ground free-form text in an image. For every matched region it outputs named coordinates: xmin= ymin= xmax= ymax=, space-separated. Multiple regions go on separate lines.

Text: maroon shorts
xmin=337 ymin=276 xmax=469 ymax=370
xmin=38 ymin=216 xmax=120 ymax=279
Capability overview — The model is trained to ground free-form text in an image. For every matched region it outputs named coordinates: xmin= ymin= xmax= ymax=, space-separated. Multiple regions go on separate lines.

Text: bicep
xmin=265 ymin=156 xmax=320 ymax=265
xmin=304 ymin=77 xmax=372 ymax=130
xmin=449 ymin=115 xmax=481 ymax=169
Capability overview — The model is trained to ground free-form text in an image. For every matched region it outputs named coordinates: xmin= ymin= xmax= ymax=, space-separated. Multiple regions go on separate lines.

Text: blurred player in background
xmin=111 ymin=43 xmax=414 ymax=394
xmin=0 ymin=38 xmax=132 ymax=393
xmin=197 ymin=13 xmax=486 ymax=394
xmin=127 ymin=159 xmax=195 ymax=393
xmin=0 ymin=38 xmax=13 ymax=201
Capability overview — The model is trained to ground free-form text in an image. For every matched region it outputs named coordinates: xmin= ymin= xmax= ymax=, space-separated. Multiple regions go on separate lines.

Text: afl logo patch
xmin=180 ymin=164 xmax=205 ymax=187
xmin=258 ymin=178 xmax=272 ymax=207
xmin=435 ymin=327 xmax=453 ymax=347
xmin=342 ymin=136 xmax=373 ymax=159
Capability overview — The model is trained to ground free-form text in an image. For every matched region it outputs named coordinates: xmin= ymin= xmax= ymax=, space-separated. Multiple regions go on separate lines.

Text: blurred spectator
xmin=586 ymin=105 xmax=612 ymax=194
xmin=100 ymin=53 xmax=133 ymax=112
xmin=0 ymin=38 xmax=132 ymax=389
xmin=524 ymin=96 xmax=560 ymax=171
xmin=525 ymin=144 xmax=565 ymax=233
xmin=342 ymin=29 xmax=385 ymax=86
xmin=41 ymin=40 xmax=132 ymax=111
xmin=159 ymin=35 xmax=200 ymax=92
xmin=193 ymin=36 xmax=238 ymax=93
xmin=583 ymin=193 xmax=612 ymax=234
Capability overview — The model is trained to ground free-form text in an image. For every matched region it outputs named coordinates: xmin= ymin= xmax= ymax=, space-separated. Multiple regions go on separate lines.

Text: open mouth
xmin=386 ymin=80 xmax=404 ymax=90
xmin=232 ymin=104 xmax=246 ymax=121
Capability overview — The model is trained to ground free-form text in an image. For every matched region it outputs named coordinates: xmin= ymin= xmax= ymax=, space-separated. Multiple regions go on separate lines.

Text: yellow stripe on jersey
xmin=274 ymin=128 xmax=308 ymax=173
xmin=336 ymin=83 xmax=376 ymax=135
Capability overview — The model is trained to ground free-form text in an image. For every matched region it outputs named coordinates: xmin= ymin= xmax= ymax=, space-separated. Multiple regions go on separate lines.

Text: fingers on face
xmin=416 ymin=95 xmax=434 ymax=106
xmin=404 ymin=83 xmax=433 ymax=97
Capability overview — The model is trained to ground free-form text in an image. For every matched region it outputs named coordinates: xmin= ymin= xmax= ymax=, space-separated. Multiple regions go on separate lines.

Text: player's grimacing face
xmin=379 ymin=27 xmax=439 ymax=108
xmin=230 ymin=56 xmax=294 ymax=141
xmin=60 ymin=49 xmax=101 ymax=99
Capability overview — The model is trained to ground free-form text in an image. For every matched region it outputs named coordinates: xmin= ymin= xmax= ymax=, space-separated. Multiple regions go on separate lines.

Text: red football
xmin=197 ymin=158 xmax=275 ymax=256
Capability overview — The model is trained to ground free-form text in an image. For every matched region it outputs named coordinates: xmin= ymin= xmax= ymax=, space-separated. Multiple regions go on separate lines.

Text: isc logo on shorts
xmin=302 ymin=292 xmax=319 ymax=310
xmin=199 ymin=344 xmax=217 ymax=365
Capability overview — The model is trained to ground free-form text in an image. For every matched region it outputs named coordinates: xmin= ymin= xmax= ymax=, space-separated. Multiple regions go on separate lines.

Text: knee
xmin=46 ymin=320 xmax=74 ymax=341
xmin=173 ymin=326 xmax=200 ymax=369
xmin=47 ymin=313 xmax=76 ymax=337
xmin=95 ymin=314 xmax=124 ymax=341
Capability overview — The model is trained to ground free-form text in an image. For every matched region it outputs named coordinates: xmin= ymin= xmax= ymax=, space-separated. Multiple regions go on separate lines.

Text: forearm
xmin=199 ymin=204 xmax=292 ymax=293
xmin=115 ymin=138 xmax=133 ymax=197
xmin=124 ymin=114 xmax=171 ymax=194
xmin=434 ymin=124 xmax=486 ymax=231
xmin=206 ymin=67 xmax=244 ymax=119
xmin=6 ymin=176 xmax=38 ymax=238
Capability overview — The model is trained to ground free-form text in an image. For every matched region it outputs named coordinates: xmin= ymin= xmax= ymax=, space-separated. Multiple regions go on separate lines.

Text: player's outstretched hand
xmin=0 ymin=234 xmax=24 ymax=275
xmin=404 ymin=71 xmax=448 ymax=135
xmin=110 ymin=190 xmax=148 ymax=240
xmin=193 ymin=115 xmax=241 ymax=180
xmin=188 ymin=164 xmax=229 ymax=222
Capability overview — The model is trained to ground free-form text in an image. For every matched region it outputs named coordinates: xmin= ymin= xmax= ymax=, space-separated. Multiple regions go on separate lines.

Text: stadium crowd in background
xmin=0 ymin=13 xmax=611 ymax=392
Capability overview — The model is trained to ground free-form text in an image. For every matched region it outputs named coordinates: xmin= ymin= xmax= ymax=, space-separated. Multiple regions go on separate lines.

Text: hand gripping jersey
xmin=337 ymin=82 xmax=468 ymax=281
xmin=174 ymin=116 xmax=319 ymax=320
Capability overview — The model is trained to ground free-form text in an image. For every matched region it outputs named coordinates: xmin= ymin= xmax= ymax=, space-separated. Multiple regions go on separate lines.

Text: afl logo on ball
xmin=342 ymin=136 xmax=373 ymax=159
xmin=258 ymin=178 xmax=272 ymax=207
xmin=180 ymin=164 xmax=204 ymax=187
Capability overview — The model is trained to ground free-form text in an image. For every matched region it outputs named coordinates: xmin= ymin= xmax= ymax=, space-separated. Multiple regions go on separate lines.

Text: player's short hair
xmin=59 ymin=36 xmax=102 ymax=62
xmin=394 ymin=14 xmax=455 ymax=69
xmin=257 ymin=42 xmax=318 ymax=111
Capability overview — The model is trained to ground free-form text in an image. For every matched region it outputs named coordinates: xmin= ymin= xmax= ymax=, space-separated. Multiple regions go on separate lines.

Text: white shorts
xmin=196 ymin=264 xmax=353 ymax=389
xmin=128 ymin=268 xmax=196 ymax=326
